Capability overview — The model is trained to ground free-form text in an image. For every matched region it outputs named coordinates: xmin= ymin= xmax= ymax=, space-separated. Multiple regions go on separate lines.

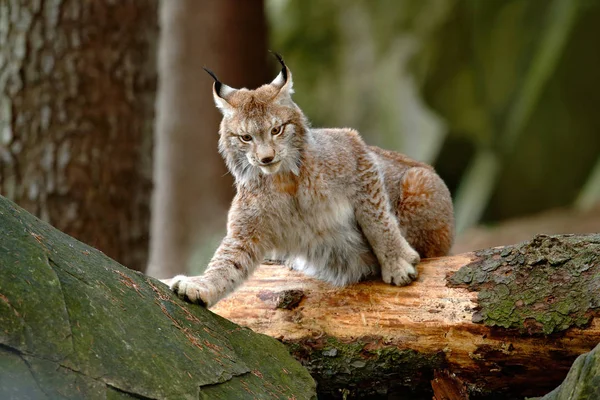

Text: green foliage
xmin=267 ymin=0 xmax=600 ymax=226
xmin=268 ymin=0 xmax=452 ymax=162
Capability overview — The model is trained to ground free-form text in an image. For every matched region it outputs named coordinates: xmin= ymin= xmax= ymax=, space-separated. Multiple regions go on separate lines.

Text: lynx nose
xmin=257 ymin=145 xmax=276 ymax=165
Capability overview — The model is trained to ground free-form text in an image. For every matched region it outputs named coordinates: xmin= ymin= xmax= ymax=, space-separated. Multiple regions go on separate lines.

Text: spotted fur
xmin=166 ymin=58 xmax=454 ymax=306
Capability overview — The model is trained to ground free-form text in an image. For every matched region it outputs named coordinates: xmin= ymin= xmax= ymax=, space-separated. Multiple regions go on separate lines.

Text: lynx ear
xmin=269 ymin=53 xmax=294 ymax=105
xmin=203 ymin=67 xmax=237 ymax=116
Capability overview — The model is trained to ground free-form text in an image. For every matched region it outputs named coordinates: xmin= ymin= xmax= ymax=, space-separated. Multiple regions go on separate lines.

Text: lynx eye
xmin=239 ymin=134 xmax=253 ymax=143
xmin=271 ymin=125 xmax=283 ymax=136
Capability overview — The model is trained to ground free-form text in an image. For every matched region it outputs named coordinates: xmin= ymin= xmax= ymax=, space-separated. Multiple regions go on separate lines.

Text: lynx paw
xmin=402 ymin=246 xmax=421 ymax=267
xmin=162 ymin=275 xmax=215 ymax=307
xmin=381 ymin=258 xmax=418 ymax=286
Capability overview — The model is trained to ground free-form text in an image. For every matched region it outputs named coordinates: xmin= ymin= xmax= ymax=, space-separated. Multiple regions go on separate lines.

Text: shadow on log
xmin=212 ymin=234 xmax=600 ymax=399
xmin=0 ymin=196 xmax=316 ymax=399
xmin=537 ymin=341 xmax=600 ymax=399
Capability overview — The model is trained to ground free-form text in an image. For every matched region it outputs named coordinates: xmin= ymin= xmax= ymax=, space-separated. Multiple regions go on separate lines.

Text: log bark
xmin=212 ymin=234 xmax=600 ymax=399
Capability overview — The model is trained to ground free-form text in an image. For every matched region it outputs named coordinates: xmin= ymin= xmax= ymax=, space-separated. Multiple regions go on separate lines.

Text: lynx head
xmin=206 ymin=54 xmax=308 ymax=184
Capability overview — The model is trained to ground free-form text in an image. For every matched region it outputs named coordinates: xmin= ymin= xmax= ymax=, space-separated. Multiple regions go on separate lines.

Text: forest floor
xmin=453 ymin=202 xmax=600 ymax=254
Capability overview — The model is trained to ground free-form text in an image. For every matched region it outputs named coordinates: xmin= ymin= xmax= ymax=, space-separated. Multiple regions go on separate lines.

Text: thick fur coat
xmin=166 ymin=57 xmax=454 ymax=307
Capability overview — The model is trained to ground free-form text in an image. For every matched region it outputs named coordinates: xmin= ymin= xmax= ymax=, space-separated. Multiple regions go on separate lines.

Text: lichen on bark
xmin=0 ymin=195 xmax=316 ymax=399
xmin=449 ymin=234 xmax=600 ymax=334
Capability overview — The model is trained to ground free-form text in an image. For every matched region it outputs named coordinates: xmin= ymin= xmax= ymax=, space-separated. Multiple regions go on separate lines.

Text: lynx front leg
xmin=164 ymin=234 xmax=264 ymax=307
xmin=354 ymin=154 xmax=420 ymax=286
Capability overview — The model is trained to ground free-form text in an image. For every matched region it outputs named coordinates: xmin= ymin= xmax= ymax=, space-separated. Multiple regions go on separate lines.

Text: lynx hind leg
xmin=396 ymin=167 xmax=454 ymax=258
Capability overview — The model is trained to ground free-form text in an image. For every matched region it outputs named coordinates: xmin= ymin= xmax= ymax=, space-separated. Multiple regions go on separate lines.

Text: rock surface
xmin=538 ymin=342 xmax=600 ymax=400
xmin=0 ymin=195 xmax=316 ymax=399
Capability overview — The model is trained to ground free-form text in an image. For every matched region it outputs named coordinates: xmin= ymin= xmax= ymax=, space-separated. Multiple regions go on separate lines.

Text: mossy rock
xmin=536 ymin=342 xmax=600 ymax=399
xmin=0 ymin=195 xmax=316 ymax=399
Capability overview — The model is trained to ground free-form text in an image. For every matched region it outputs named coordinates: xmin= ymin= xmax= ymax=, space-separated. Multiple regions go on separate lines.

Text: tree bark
xmin=147 ymin=0 xmax=268 ymax=278
xmin=0 ymin=0 xmax=157 ymax=271
xmin=212 ymin=234 xmax=600 ymax=399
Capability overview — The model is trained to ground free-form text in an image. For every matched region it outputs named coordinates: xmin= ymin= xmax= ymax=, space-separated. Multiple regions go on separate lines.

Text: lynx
xmin=165 ymin=54 xmax=454 ymax=307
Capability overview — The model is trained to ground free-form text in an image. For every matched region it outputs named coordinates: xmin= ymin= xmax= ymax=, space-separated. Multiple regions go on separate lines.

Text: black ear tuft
xmin=269 ymin=51 xmax=288 ymax=83
xmin=203 ymin=67 xmax=223 ymax=94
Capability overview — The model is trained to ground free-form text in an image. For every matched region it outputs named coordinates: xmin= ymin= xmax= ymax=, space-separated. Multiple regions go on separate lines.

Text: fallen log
xmin=212 ymin=234 xmax=600 ymax=399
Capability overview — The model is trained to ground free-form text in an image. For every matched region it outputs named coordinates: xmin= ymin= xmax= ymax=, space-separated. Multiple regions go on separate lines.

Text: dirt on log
xmin=212 ymin=234 xmax=600 ymax=399
xmin=0 ymin=195 xmax=316 ymax=400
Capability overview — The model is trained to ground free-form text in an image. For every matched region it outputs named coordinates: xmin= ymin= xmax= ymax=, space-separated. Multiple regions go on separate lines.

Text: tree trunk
xmin=0 ymin=194 xmax=316 ymax=399
xmin=147 ymin=0 xmax=268 ymax=278
xmin=0 ymin=0 xmax=157 ymax=271
xmin=212 ymin=234 xmax=600 ymax=399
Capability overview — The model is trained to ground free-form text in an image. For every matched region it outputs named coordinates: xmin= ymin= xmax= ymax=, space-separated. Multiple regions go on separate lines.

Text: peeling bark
xmin=212 ymin=234 xmax=600 ymax=399
xmin=431 ymin=370 xmax=470 ymax=400
xmin=0 ymin=0 xmax=157 ymax=271
xmin=448 ymin=234 xmax=600 ymax=334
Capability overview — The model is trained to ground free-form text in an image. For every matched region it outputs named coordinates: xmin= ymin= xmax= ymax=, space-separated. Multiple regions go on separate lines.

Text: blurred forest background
xmin=1 ymin=0 xmax=599 ymax=277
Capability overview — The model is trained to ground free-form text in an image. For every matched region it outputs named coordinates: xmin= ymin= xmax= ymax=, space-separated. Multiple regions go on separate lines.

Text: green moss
xmin=485 ymin=298 xmax=518 ymax=328
xmin=449 ymin=234 xmax=600 ymax=334
xmin=540 ymin=342 xmax=600 ymax=399
xmin=286 ymin=336 xmax=445 ymax=398
xmin=0 ymin=196 xmax=315 ymax=399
